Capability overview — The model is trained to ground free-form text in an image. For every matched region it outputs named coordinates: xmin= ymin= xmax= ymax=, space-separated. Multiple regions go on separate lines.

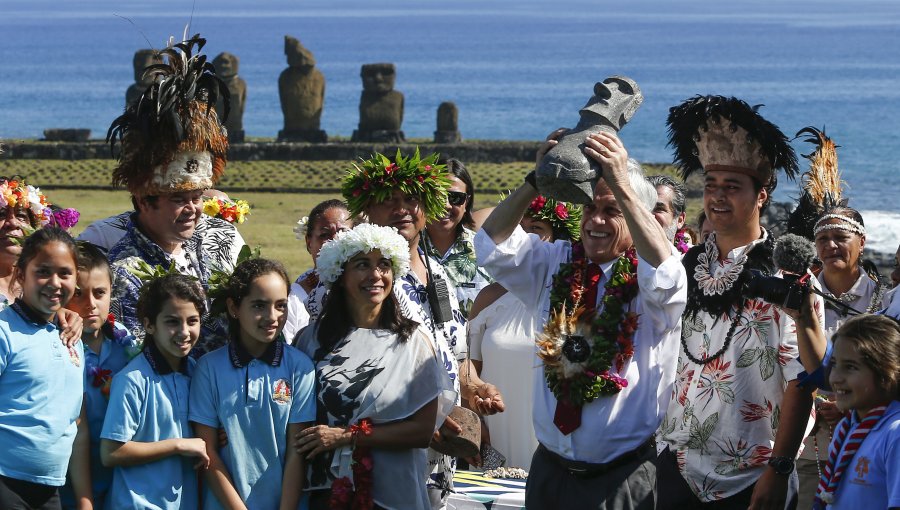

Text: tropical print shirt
xmin=109 ymin=214 xmax=228 ymax=356
xmin=425 ymin=228 xmax=493 ymax=318
xmin=658 ymin=234 xmax=821 ymax=501
xmin=78 ymin=211 xmax=244 ymax=272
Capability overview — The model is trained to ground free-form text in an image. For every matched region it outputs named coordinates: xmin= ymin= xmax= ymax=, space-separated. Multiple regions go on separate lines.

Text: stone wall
xmin=3 ymin=140 xmax=543 ymax=163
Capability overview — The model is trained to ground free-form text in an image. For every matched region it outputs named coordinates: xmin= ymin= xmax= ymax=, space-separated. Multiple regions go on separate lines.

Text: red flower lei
xmin=329 ymin=418 xmax=374 ymax=510
xmin=544 ymin=243 xmax=640 ymax=406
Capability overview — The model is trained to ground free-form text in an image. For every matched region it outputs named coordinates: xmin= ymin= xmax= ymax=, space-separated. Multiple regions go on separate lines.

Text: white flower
xmin=293 ymin=216 xmax=309 ymax=241
xmin=316 ymin=223 xmax=410 ymax=287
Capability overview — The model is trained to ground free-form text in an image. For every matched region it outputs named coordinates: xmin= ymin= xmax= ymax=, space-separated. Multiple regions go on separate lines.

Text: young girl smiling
xmin=816 ymin=314 xmax=900 ymax=509
xmin=100 ymin=274 xmax=209 ymax=510
xmin=190 ymin=258 xmax=316 ymax=509
xmin=0 ymin=227 xmax=90 ymax=509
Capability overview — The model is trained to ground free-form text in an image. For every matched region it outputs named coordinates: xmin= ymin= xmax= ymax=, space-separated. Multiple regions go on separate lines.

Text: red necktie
xmin=553 ymin=263 xmax=603 ymax=435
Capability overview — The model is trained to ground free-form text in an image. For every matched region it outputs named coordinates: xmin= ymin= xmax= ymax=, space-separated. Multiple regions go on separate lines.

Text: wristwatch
xmin=768 ymin=456 xmax=795 ymax=475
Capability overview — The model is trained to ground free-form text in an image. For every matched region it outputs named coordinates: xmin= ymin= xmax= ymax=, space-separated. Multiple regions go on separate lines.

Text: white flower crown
xmin=316 ymin=223 xmax=410 ymax=287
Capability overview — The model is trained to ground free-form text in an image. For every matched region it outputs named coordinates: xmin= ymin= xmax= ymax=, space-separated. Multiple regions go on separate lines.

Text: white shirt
xmin=817 ymin=271 xmax=880 ymax=335
xmin=475 ymin=226 xmax=687 ymax=463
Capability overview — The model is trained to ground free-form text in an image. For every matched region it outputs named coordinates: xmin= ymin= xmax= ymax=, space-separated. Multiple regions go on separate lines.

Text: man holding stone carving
xmin=475 ymin=130 xmax=687 ymax=509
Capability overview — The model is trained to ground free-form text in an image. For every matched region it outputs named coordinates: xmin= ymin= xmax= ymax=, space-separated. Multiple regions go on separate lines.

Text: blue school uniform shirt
xmin=0 ymin=301 xmax=84 ymax=486
xmin=100 ymin=342 xmax=197 ymax=510
xmin=828 ymin=400 xmax=900 ymax=509
xmin=189 ymin=339 xmax=316 ymax=510
xmin=65 ymin=321 xmax=136 ymax=507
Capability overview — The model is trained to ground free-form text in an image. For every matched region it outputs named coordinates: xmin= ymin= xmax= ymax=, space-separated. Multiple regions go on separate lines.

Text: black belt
xmin=538 ymin=439 xmax=655 ymax=479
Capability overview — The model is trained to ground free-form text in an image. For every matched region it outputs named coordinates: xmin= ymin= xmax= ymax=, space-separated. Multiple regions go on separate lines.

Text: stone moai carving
xmin=351 ymin=63 xmax=405 ymax=143
xmin=535 ymin=75 xmax=643 ymax=204
xmin=213 ymin=52 xmax=247 ymax=143
xmin=125 ymin=49 xmax=162 ymax=107
xmin=278 ymin=36 xmax=327 ymax=143
xmin=434 ymin=102 xmax=461 ymax=143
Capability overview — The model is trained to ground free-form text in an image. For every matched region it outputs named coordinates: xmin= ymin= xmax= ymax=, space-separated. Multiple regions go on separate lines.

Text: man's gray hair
xmin=646 ymin=174 xmax=687 ymax=216
xmin=626 ymin=158 xmax=658 ymax=212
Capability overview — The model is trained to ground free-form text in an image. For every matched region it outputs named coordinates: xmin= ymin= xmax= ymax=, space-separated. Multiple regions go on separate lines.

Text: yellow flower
xmin=203 ymin=198 xmax=222 ymax=217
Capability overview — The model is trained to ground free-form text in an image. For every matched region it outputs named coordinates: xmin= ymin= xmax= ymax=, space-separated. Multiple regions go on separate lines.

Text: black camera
xmin=426 ymin=275 xmax=454 ymax=324
xmin=742 ymin=269 xmax=810 ymax=310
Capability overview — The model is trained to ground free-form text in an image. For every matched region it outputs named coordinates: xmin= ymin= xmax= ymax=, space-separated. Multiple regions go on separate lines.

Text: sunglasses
xmin=447 ymin=191 xmax=469 ymax=207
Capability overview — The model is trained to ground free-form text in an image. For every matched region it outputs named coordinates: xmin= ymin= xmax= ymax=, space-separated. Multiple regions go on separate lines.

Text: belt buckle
xmin=566 ymin=466 xmax=592 ymax=477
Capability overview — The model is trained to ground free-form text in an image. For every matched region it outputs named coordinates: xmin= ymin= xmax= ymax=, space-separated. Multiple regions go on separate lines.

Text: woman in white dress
xmin=295 ymin=223 xmax=455 ymax=510
xmin=284 ymin=199 xmax=352 ymax=342
xmin=467 ymin=195 xmax=580 ymax=470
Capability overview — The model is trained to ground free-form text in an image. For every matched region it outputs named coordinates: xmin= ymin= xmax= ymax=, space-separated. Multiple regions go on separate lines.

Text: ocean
xmin=1 ymin=0 xmax=899 ymax=252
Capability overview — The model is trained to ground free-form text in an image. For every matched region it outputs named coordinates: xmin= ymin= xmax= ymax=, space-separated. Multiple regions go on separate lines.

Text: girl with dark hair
xmin=285 ymin=200 xmax=353 ymax=341
xmin=294 ymin=224 xmax=455 ymax=510
xmin=424 ymin=158 xmax=492 ymax=317
xmin=813 ymin=314 xmax=900 ymax=509
xmin=0 ymin=227 xmax=91 ymax=510
xmin=189 ymin=257 xmax=316 ymax=509
xmin=100 ymin=274 xmax=209 ymax=510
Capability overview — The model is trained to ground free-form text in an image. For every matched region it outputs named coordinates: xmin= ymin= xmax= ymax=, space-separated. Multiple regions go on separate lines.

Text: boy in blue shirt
xmin=61 ymin=243 xmax=137 ymax=509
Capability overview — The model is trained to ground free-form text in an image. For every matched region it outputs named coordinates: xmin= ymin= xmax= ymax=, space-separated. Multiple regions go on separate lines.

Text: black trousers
xmin=0 ymin=476 xmax=61 ymax=510
xmin=525 ymin=444 xmax=657 ymax=510
xmin=656 ymin=447 xmax=799 ymax=510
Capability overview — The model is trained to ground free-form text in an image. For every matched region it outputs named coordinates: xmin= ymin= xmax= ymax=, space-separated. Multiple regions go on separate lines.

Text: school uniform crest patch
xmin=272 ymin=379 xmax=292 ymax=404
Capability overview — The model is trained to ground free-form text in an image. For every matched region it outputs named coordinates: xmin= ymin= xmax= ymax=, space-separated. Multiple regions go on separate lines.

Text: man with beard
xmin=647 ymin=174 xmax=687 ymax=245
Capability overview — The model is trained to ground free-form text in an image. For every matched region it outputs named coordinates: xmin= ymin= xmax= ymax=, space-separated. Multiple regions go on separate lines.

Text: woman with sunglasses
xmin=424 ymin=159 xmax=493 ymax=317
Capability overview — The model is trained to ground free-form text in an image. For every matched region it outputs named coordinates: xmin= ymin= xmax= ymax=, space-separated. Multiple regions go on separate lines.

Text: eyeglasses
xmin=447 ymin=191 xmax=468 ymax=207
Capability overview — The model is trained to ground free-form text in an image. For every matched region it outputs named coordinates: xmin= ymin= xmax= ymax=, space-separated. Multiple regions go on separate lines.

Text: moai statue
xmin=535 ymin=75 xmax=643 ymax=204
xmin=434 ymin=101 xmax=461 ymax=143
xmin=351 ymin=63 xmax=405 ymax=143
xmin=212 ymin=52 xmax=247 ymax=143
xmin=125 ymin=49 xmax=161 ymax=107
xmin=278 ymin=36 xmax=327 ymax=142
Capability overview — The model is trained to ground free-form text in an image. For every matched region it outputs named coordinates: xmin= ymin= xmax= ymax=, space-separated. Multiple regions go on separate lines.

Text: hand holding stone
xmin=584 ymin=131 xmax=629 ymax=189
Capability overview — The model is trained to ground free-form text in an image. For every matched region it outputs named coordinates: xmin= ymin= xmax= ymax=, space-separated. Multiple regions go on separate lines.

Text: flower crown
xmin=0 ymin=178 xmax=80 ymax=233
xmin=341 ymin=149 xmax=450 ymax=222
xmin=316 ymin=223 xmax=410 ymax=288
xmin=293 ymin=216 xmax=310 ymax=241
xmin=524 ymin=194 xmax=582 ymax=241
xmin=203 ymin=197 xmax=250 ymax=224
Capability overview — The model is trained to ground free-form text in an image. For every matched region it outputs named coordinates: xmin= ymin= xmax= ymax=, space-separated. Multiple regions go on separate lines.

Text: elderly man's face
xmin=136 ymin=190 xmax=204 ymax=252
xmin=580 ymin=181 xmax=633 ymax=264
xmin=652 ymin=185 xmax=685 ymax=241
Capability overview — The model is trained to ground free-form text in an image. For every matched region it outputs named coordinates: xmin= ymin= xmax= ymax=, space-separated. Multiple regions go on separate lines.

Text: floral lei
xmin=202 ymin=196 xmax=250 ymax=224
xmin=541 ymin=242 xmax=639 ymax=406
xmin=91 ymin=314 xmax=139 ymax=398
xmin=329 ymin=418 xmax=374 ymax=510
xmin=673 ymin=228 xmax=690 ymax=254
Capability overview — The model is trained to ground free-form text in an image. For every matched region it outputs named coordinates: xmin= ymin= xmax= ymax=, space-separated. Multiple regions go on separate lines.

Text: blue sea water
xmin=1 ymin=0 xmax=899 ymax=251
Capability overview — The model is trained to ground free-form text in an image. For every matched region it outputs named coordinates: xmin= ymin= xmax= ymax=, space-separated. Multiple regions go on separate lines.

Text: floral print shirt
xmin=425 ymin=228 xmax=493 ymax=318
xmin=109 ymin=214 xmax=228 ymax=356
xmin=658 ymin=233 xmax=822 ymax=501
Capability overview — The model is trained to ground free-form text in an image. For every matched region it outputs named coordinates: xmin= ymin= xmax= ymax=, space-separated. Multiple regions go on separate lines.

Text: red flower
xmin=555 ymin=203 xmax=568 ymax=219
xmin=529 ymin=196 xmax=547 ymax=213
xmin=353 ymin=189 xmax=362 ymax=197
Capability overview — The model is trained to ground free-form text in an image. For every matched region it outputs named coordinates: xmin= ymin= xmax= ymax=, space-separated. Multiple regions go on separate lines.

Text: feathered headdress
xmin=107 ymin=34 xmax=230 ymax=196
xmin=666 ymin=95 xmax=798 ymax=185
xmin=786 ymin=127 xmax=847 ymax=239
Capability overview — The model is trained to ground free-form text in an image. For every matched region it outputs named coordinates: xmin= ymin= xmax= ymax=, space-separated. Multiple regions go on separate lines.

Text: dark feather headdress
xmin=786 ymin=127 xmax=847 ymax=239
xmin=666 ymin=95 xmax=798 ymax=185
xmin=107 ymin=34 xmax=230 ymax=196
